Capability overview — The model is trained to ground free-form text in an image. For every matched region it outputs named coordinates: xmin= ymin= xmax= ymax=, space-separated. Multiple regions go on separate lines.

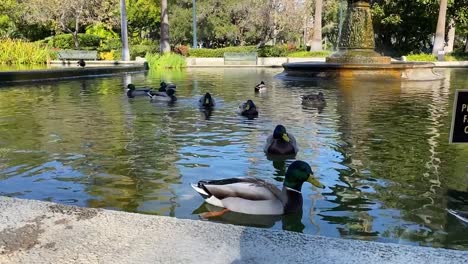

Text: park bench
xmin=224 ymin=52 xmax=258 ymax=65
xmin=57 ymin=50 xmax=98 ymax=61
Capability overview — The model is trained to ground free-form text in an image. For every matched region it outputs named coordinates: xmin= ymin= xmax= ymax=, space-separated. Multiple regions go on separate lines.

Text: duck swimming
xmin=77 ymin=59 xmax=86 ymax=68
xmin=237 ymin=99 xmax=258 ymax=118
xmin=264 ymin=125 xmax=298 ymax=156
xmin=148 ymin=87 xmax=177 ymax=102
xmin=199 ymin=92 xmax=215 ymax=108
xmin=126 ymin=84 xmax=153 ymax=98
xmin=301 ymin=92 xmax=326 ymax=107
xmin=255 ymin=81 xmax=266 ymax=92
xmin=159 ymin=81 xmax=177 ymax=92
xmin=191 ymin=160 xmax=324 ymax=216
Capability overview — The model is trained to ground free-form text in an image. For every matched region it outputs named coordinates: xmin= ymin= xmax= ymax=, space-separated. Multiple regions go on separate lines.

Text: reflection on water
xmin=0 ymin=68 xmax=467 ymax=250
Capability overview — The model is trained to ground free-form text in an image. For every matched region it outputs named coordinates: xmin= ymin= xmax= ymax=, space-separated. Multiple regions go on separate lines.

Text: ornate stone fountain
xmin=282 ymin=0 xmax=442 ymax=81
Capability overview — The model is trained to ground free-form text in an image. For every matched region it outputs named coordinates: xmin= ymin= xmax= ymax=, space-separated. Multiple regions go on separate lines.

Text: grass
xmin=146 ymin=53 xmax=187 ymax=69
xmin=0 ymin=38 xmax=56 ymax=64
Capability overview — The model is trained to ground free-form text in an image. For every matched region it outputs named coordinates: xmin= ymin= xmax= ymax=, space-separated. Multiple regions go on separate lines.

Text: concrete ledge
xmin=50 ymin=60 xmax=146 ymax=66
xmin=434 ymin=61 xmax=468 ymax=68
xmin=0 ymin=197 xmax=466 ymax=264
xmin=186 ymin=57 xmax=326 ymax=67
xmin=0 ymin=65 xmax=146 ymax=84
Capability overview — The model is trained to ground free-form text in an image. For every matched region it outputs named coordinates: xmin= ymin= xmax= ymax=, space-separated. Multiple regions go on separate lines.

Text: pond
xmin=0 ymin=68 xmax=467 ymax=250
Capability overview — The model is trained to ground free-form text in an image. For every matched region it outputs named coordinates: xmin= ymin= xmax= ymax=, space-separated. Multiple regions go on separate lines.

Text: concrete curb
xmin=0 ymin=197 xmax=466 ymax=264
xmin=0 ymin=65 xmax=146 ymax=84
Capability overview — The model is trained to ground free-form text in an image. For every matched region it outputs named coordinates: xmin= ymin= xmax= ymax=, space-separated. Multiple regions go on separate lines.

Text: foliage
xmin=145 ymin=53 xmax=187 ymax=69
xmin=446 ymin=52 xmax=468 ymax=61
xmin=0 ymin=38 xmax=56 ymax=64
xmin=42 ymin=34 xmax=102 ymax=49
xmin=85 ymin=23 xmax=118 ymax=40
xmin=174 ymin=45 xmax=190 ymax=56
xmin=287 ymin=50 xmax=333 ymax=58
xmin=130 ymin=44 xmax=159 ymax=59
xmin=405 ymin=53 xmax=437 ymax=62
xmin=257 ymin=45 xmax=289 ymax=57
xmin=188 ymin=46 xmax=257 ymax=57
xmin=99 ymin=50 xmax=116 ymax=60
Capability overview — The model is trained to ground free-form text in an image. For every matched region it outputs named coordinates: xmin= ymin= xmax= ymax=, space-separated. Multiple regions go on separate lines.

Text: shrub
xmin=130 ymin=44 xmax=159 ymax=59
xmin=174 ymin=45 xmax=189 ymax=56
xmin=0 ymin=38 xmax=56 ymax=64
xmin=44 ymin=33 xmax=102 ymax=49
xmin=257 ymin=45 xmax=288 ymax=57
xmin=287 ymin=50 xmax=332 ymax=57
xmin=446 ymin=52 xmax=468 ymax=61
xmin=146 ymin=53 xmax=187 ymax=69
xmin=99 ymin=50 xmax=116 ymax=61
xmin=405 ymin=53 xmax=437 ymax=62
xmin=188 ymin=46 xmax=257 ymax=57
xmin=98 ymin=38 xmax=121 ymax=52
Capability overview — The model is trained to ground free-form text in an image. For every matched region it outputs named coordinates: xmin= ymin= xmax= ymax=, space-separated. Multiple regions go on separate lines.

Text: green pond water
xmin=0 ymin=68 xmax=467 ymax=250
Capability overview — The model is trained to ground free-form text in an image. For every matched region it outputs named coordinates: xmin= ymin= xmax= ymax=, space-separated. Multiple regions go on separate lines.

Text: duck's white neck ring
xmin=285 ymin=187 xmax=302 ymax=194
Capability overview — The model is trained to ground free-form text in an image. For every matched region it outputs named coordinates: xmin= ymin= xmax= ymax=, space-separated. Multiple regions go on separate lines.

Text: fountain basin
xmin=282 ymin=61 xmax=444 ymax=81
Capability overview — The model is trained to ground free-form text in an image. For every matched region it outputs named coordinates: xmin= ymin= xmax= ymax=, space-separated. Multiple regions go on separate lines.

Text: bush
xmin=44 ymin=33 xmax=101 ymax=49
xmin=405 ymin=53 xmax=437 ymax=62
xmin=287 ymin=50 xmax=332 ymax=57
xmin=146 ymin=53 xmax=186 ymax=69
xmin=188 ymin=46 xmax=257 ymax=57
xmin=257 ymin=45 xmax=288 ymax=57
xmin=174 ymin=45 xmax=189 ymax=56
xmin=446 ymin=52 xmax=468 ymax=61
xmin=130 ymin=44 xmax=159 ymax=59
xmin=99 ymin=50 xmax=116 ymax=61
xmin=0 ymin=38 xmax=56 ymax=64
xmin=98 ymin=38 xmax=121 ymax=52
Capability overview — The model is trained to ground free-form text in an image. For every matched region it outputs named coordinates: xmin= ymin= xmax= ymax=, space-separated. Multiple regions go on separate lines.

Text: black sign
xmin=450 ymin=90 xmax=468 ymax=143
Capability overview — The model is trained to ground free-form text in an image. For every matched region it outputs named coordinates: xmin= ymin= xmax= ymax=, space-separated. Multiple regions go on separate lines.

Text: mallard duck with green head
xmin=199 ymin=92 xmax=215 ymax=108
xmin=237 ymin=99 xmax=258 ymax=118
xmin=148 ymin=87 xmax=177 ymax=102
xmin=255 ymin=81 xmax=266 ymax=92
xmin=301 ymin=92 xmax=326 ymax=107
xmin=191 ymin=160 xmax=324 ymax=216
xmin=264 ymin=125 xmax=298 ymax=156
xmin=159 ymin=81 xmax=177 ymax=92
xmin=126 ymin=84 xmax=153 ymax=98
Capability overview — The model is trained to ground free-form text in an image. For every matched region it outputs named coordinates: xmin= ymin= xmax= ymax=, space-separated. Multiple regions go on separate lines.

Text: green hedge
xmin=41 ymin=34 xmax=102 ymax=49
xmin=0 ymin=38 xmax=56 ymax=64
xmin=287 ymin=50 xmax=333 ymax=57
xmin=188 ymin=46 xmax=257 ymax=57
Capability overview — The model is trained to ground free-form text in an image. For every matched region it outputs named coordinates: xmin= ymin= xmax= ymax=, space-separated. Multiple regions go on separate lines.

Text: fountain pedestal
xmin=327 ymin=0 xmax=391 ymax=64
xmin=282 ymin=0 xmax=442 ymax=81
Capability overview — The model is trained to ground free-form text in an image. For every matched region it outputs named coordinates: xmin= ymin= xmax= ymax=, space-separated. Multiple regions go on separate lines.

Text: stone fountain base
xmin=281 ymin=61 xmax=444 ymax=81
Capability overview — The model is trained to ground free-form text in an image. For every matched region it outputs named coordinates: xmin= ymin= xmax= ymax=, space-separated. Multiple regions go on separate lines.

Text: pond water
xmin=0 ymin=68 xmax=467 ymax=250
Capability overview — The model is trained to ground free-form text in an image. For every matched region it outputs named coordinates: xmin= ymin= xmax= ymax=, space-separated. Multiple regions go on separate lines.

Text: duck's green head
xmin=273 ymin=125 xmax=290 ymax=142
xmin=127 ymin=84 xmax=135 ymax=90
xmin=284 ymin=161 xmax=324 ymax=191
xmin=160 ymin=81 xmax=167 ymax=88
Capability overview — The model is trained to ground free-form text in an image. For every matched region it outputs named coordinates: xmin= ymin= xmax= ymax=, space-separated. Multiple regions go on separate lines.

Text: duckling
xmin=255 ymin=81 xmax=266 ymax=92
xmin=237 ymin=99 xmax=258 ymax=118
xmin=301 ymin=92 xmax=326 ymax=107
xmin=191 ymin=160 xmax=324 ymax=216
xmin=199 ymin=92 xmax=215 ymax=108
xmin=77 ymin=59 xmax=86 ymax=68
xmin=126 ymin=84 xmax=153 ymax=98
xmin=148 ymin=87 xmax=177 ymax=102
xmin=264 ymin=125 xmax=298 ymax=156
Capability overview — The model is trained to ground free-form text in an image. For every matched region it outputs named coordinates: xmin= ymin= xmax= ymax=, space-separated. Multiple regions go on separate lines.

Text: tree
xmin=120 ymin=0 xmax=130 ymax=60
xmin=160 ymin=0 xmax=170 ymax=53
xmin=432 ymin=0 xmax=448 ymax=55
xmin=310 ymin=0 xmax=323 ymax=50
xmin=23 ymin=0 xmax=118 ymax=48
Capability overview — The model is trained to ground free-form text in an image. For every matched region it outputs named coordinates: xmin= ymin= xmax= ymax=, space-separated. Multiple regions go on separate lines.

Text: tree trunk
xmin=432 ymin=0 xmax=448 ymax=56
xmin=160 ymin=0 xmax=170 ymax=54
xmin=465 ymin=35 xmax=468 ymax=52
xmin=310 ymin=0 xmax=322 ymax=51
xmin=120 ymin=0 xmax=130 ymax=60
xmin=72 ymin=32 xmax=79 ymax=49
xmin=444 ymin=19 xmax=455 ymax=53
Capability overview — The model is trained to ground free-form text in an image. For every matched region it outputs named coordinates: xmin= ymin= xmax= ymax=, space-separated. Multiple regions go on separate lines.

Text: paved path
xmin=0 ymin=197 xmax=466 ymax=264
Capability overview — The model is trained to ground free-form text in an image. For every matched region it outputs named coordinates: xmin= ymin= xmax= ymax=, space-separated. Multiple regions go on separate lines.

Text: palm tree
xmin=310 ymin=0 xmax=322 ymax=51
xmin=432 ymin=0 xmax=448 ymax=56
xmin=160 ymin=0 xmax=170 ymax=53
xmin=120 ymin=0 xmax=130 ymax=60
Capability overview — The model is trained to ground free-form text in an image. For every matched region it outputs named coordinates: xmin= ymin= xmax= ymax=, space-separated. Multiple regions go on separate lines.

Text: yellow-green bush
xmin=0 ymin=38 xmax=56 ymax=64
xmin=146 ymin=53 xmax=186 ymax=69
xmin=99 ymin=50 xmax=116 ymax=61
